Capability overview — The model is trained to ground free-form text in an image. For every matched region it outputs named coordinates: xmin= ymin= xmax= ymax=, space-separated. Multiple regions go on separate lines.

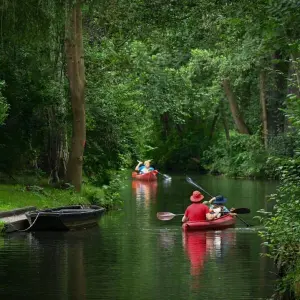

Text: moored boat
xmin=182 ymin=214 xmax=236 ymax=231
xmin=132 ymin=170 xmax=158 ymax=181
xmin=25 ymin=205 xmax=105 ymax=231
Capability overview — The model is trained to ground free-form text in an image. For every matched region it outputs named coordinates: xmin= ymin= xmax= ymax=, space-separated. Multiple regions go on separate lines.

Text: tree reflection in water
xmin=158 ymin=229 xmax=177 ymax=249
xmin=132 ymin=181 xmax=158 ymax=208
xmin=28 ymin=231 xmax=88 ymax=300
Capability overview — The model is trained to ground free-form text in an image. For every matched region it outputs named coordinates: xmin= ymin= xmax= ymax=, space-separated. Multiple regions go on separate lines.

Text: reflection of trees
xmin=68 ymin=235 xmax=86 ymax=300
xmin=132 ymin=181 xmax=158 ymax=208
xmin=33 ymin=231 xmax=87 ymax=300
xmin=158 ymin=229 xmax=177 ymax=249
xmin=0 ymin=230 xmax=92 ymax=299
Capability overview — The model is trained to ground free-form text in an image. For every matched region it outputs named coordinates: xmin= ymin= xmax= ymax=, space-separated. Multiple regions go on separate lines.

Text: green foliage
xmin=258 ymin=92 xmax=300 ymax=297
xmin=83 ymin=39 xmax=152 ymax=181
xmin=101 ymin=171 xmax=125 ymax=209
xmin=81 ymin=185 xmax=105 ymax=206
xmin=0 ymin=221 xmax=5 ymax=234
xmin=0 ymin=184 xmax=89 ymax=211
xmin=258 ymin=155 xmax=300 ymax=297
xmin=203 ymin=132 xmax=267 ymax=177
xmin=82 ymin=170 xmax=126 ymax=210
xmin=0 ymin=81 xmax=9 ymax=125
xmin=0 ymin=0 xmax=67 ymax=173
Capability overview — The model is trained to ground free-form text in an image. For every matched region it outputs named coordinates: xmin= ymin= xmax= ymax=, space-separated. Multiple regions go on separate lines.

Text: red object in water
xmin=132 ymin=170 xmax=158 ymax=181
xmin=183 ymin=231 xmax=207 ymax=277
xmin=182 ymin=214 xmax=236 ymax=231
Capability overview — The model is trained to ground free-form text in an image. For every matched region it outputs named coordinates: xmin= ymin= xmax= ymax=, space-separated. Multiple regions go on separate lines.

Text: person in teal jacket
xmin=135 ymin=160 xmax=154 ymax=174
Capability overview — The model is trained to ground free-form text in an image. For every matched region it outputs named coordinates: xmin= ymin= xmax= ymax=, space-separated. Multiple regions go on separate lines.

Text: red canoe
xmin=182 ymin=214 xmax=236 ymax=231
xmin=132 ymin=170 xmax=158 ymax=181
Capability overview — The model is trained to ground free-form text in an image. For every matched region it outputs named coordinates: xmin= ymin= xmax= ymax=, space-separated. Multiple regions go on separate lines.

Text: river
xmin=0 ymin=174 xmax=278 ymax=300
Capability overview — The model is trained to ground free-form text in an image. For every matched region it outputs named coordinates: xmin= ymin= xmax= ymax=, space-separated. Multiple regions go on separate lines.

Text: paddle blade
xmin=186 ymin=176 xmax=193 ymax=184
xmin=158 ymin=172 xmax=172 ymax=180
xmin=157 ymin=212 xmax=180 ymax=221
xmin=231 ymin=208 xmax=250 ymax=214
xmin=186 ymin=176 xmax=198 ymax=188
xmin=163 ymin=174 xmax=172 ymax=180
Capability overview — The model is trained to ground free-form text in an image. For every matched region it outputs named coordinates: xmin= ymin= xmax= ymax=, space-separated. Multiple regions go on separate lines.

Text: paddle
xmin=137 ymin=160 xmax=172 ymax=180
xmin=157 ymin=212 xmax=184 ymax=221
xmin=186 ymin=176 xmax=252 ymax=227
xmin=157 ymin=208 xmax=250 ymax=221
xmin=186 ymin=176 xmax=214 ymax=197
xmin=236 ymin=215 xmax=251 ymax=226
xmin=231 ymin=208 xmax=250 ymax=214
xmin=157 ymin=171 xmax=172 ymax=180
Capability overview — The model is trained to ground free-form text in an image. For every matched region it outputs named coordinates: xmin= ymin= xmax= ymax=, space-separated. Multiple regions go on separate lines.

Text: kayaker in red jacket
xmin=182 ymin=191 xmax=218 ymax=223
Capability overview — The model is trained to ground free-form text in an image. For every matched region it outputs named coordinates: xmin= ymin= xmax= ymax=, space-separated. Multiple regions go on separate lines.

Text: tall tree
xmin=65 ymin=0 xmax=86 ymax=191
xmin=222 ymin=79 xmax=250 ymax=135
xmin=259 ymin=71 xmax=268 ymax=149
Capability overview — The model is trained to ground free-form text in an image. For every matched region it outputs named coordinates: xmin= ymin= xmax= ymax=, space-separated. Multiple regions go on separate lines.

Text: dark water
xmin=0 ymin=175 xmax=278 ymax=300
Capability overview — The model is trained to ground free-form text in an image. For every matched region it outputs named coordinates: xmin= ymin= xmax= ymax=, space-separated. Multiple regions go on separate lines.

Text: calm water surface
xmin=0 ymin=175 xmax=278 ymax=300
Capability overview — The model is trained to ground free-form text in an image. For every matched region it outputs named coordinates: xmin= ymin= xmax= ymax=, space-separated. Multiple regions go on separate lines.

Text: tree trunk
xmin=290 ymin=53 xmax=300 ymax=97
xmin=175 ymin=124 xmax=183 ymax=136
xmin=267 ymin=51 xmax=289 ymax=136
xmin=259 ymin=71 xmax=268 ymax=149
xmin=47 ymin=106 xmax=60 ymax=184
xmin=220 ymin=99 xmax=230 ymax=141
xmin=160 ymin=112 xmax=169 ymax=140
xmin=222 ymin=79 xmax=250 ymax=134
xmin=209 ymin=105 xmax=220 ymax=139
xmin=65 ymin=0 xmax=86 ymax=192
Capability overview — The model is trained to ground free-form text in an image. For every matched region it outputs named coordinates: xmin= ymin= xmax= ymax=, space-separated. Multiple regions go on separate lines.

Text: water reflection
xmin=183 ymin=231 xmax=208 ymax=277
xmin=0 ymin=175 xmax=277 ymax=300
xmin=4 ymin=231 xmax=90 ymax=300
xmin=132 ymin=181 xmax=158 ymax=207
xmin=183 ymin=230 xmax=237 ymax=290
xmin=206 ymin=230 xmax=236 ymax=261
xmin=158 ymin=229 xmax=177 ymax=249
xmin=161 ymin=178 xmax=172 ymax=188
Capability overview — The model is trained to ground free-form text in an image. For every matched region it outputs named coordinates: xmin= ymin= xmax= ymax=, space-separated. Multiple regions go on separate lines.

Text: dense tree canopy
xmin=1 ymin=0 xmax=300 ymax=295
xmin=0 ymin=0 xmax=299 ymax=180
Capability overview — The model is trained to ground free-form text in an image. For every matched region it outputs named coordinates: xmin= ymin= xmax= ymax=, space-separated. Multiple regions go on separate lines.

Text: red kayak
xmin=182 ymin=214 xmax=236 ymax=231
xmin=132 ymin=170 xmax=158 ymax=181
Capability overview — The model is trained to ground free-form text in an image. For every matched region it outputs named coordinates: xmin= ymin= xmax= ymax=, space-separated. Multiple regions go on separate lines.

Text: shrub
xmin=202 ymin=131 xmax=267 ymax=178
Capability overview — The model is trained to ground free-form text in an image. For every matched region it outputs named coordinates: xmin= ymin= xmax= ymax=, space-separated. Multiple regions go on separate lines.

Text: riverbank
xmin=0 ymin=181 xmax=120 ymax=234
xmin=0 ymin=184 xmax=86 ymax=211
xmin=0 ymin=182 xmax=120 ymax=212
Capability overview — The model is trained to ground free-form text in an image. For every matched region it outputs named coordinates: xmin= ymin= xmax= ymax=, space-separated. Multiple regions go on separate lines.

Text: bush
xmin=81 ymin=170 xmax=126 ymax=209
xmin=101 ymin=170 xmax=126 ymax=209
xmin=202 ymin=131 xmax=267 ymax=178
xmin=257 ymin=90 xmax=300 ymax=299
xmin=81 ymin=185 xmax=105 ymax=206
xmin=257 ymin=154 xmax=300 ymax=298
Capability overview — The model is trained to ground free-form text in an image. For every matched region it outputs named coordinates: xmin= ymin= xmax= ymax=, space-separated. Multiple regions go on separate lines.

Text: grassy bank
xmin=0 ymin=183 xmax=120 ymax=211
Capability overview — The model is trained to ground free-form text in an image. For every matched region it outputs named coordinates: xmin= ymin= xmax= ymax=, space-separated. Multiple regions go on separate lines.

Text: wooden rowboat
xmin=25 ymin=205 xmax=105 ymax=231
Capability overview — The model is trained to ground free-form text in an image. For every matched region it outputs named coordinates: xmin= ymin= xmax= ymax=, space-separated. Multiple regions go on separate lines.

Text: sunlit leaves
xmin=0 ymin=81 xmax=9 ymax=125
